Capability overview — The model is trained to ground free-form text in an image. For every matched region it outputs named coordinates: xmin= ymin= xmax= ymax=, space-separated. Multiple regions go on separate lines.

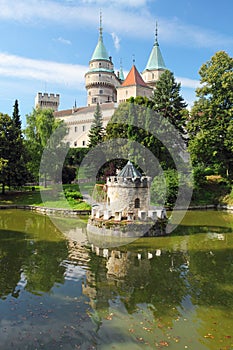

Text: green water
xmin=0 ymin=209 xmax=233 ymax=350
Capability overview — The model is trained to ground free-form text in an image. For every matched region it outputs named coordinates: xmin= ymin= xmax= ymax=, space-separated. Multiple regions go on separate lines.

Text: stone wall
xmin=106 ymin=177 xmax=150 ymax=215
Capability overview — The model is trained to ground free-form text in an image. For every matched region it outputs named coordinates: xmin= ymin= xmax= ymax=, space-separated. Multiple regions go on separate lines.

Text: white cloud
xmin=80 ymin=0 xmax=148 ymax=7
xmin=111 ymin=32 xmax=121 ymax=51
xmin=175 ymin=76 xmax=200 ymax=89
xmin=0 ymin=53 xmax=86 ymax=88
xmin=0 ymin=51 xmax=199 ymax=93
xmin=55 ymin=37 xmax=72 ymax=45
xmin=0 ymin=0 xmax=232 ymax=49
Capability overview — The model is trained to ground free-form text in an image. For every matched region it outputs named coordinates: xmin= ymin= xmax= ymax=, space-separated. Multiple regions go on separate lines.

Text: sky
xmin=0 ymin=0 xmax=232 ymax=126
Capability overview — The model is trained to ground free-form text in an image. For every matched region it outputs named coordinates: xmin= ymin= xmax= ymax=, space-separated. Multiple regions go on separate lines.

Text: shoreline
xmin=0 ymin=203 xmax=232 ymax=215
xmin=0 ymin=204 xmax=91 ymax=216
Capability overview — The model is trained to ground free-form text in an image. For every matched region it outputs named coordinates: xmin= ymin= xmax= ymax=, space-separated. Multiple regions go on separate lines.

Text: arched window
xmin=135 ymin=198 xmax=140 ymax=208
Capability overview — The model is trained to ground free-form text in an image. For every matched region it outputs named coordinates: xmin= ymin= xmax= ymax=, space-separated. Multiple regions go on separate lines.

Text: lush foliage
xmin=0 ymin=101 xmax=28 ymax=193
xmin=152 ymin=70 xmax=188 ymax=136
xmin=187 ymin=51 xmax=233 ymax=179
xmin=24 ymin=108 xmax=67 ymax=184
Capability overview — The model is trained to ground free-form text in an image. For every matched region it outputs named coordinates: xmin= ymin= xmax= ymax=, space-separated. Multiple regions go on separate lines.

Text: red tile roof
xmin=122 ymin=65 xmax=148 ymax=87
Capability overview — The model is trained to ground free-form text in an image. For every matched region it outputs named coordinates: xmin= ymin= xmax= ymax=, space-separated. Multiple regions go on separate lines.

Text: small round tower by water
xmin=106 ymin=161 xmax=151 ymax=219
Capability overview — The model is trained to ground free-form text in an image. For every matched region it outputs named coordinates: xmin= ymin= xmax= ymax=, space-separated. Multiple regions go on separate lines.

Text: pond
xmin=0 ymin=209 xmax=233 ymax=350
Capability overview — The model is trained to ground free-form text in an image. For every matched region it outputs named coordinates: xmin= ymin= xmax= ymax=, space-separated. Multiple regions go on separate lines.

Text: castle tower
xmin=142 ymin=23 xmax=166 ymax=88
xmin=117 ymin=64 xmax=152 ymax=103
xmin=106 ymin=161 xmax=151 ymax=219
xmin=35 ymin=92 xmax=60 ymax=111
xmin=85 ymin=13 xmax=121 ymax=106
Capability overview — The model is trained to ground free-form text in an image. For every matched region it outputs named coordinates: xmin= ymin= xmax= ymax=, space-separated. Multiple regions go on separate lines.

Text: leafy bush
xmin=64 ymin=189 xmax=83 ymax=201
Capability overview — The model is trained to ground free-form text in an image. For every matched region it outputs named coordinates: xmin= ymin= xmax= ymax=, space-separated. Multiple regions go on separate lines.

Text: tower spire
xmin=99 ymin=10 xmax=103 ymax=40
xmin=155 ymin=21 xmax=159 ymax=45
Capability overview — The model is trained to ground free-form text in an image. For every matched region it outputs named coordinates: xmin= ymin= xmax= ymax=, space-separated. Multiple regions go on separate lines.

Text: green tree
xmin=187 ymin=51 xmax=233 ymax=178
xmin=151 ymin=70 xmax=188 ymax=136
xmin=0 ymin=102 xmax=28 ymax=193
xmin=87 ymin=103 xmax=104 ymax=148
xmin=24 ymin=108 xmax=67 ymax=184
xmin=0 ymin=114 xmax=11 ymax=194
xmin=9 ymin=100 xmax=28 ymax=188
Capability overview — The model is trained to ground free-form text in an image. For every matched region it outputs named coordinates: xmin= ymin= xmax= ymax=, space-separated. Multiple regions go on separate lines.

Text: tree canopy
xmin=24 ymin=108 xmax=67 ymax=183
xmin=187 ymin=51 xmax=233 ymax=178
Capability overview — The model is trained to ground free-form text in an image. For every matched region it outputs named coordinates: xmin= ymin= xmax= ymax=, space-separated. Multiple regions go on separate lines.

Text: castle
xmin=52 ymin=18 xmax=167 ymax=148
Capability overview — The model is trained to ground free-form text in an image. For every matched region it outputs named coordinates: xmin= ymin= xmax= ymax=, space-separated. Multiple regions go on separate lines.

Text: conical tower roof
xmin=118 ymin=161 xmax=142 ymax=178
xmin=144 ymin=24 xmax=166 ymax=71
xmin=122 ymin=65 xmax=147 ymax=87
xmin=91 ymin=14 xmax=109 ymax=61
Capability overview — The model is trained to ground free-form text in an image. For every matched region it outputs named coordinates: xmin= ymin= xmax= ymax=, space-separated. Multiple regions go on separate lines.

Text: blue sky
xmin=0 ymin=0 xmax=232 ymax=126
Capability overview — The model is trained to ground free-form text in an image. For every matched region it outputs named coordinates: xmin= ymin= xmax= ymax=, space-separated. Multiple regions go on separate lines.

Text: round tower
xmin=85 ymin=13 xmax=121 ymax=106
xmin=106 ymin=161 xmax=151 ymax=219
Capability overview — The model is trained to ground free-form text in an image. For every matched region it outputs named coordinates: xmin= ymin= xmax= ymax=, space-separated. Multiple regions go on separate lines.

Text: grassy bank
xmin=0 ymin=184 xmax=91 ymax=210
xmin=0 ymin=178 xmax=232 ymax=210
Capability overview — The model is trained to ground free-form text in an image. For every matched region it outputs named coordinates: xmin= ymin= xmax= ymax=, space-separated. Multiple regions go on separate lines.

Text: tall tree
xmin=24 ymin=108 xmax=67 ymax=184
xmin=0 ymin=113 xmax=11 ymax=193
xmin=9 ymin=100 xmax=28 ymax=188
xmin=151 ymin=70 xmax=188 ymax=136
xmin=187 ymin=51 xmax=233 ymax=178
xmin=0 ymin=101 xmax=28 ymax=193
xmin=87 ymin=103 xmax=104 ymax=148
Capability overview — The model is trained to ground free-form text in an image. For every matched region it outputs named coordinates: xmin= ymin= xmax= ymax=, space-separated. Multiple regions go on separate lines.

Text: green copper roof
xmin=144 ymin=24 xmax=166 ymax=71
xmin=145 ymin=41 xmax=166 ymax=71
xmin=91 ymin=18 xmax=110 ymax=61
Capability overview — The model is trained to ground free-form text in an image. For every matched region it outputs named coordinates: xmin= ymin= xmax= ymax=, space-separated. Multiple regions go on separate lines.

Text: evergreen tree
xmin=87 ymin=103 xmax=104 ymax=148
xmin=9 ymin=100 xmax=28 ymax=188
xmin=151 ymin=70 xmax=188 ymax=136
xmin=0 ymin=101 xmax=28 ymax=193
xmin=187 ymin=51 xmax=233 ymax=178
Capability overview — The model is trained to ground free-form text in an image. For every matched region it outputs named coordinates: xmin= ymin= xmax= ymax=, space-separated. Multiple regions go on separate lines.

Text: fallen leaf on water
xmin=136 ymin=337 xmax=144 ymax=342
xmin=158 ymin=340 xmax=169 ymax=347
xmin=204 ymin=333 xmax=214 ymax=339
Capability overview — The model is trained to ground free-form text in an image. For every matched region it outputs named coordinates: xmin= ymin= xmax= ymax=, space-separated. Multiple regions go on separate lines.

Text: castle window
xmin=75 ymin=126 xmax=77 ymax=132
xmin=74 ymin=141 xmax=77 ymax=147
xmin=82 ymin=141 xmax=86 ymax=146
xmin=82 ymin=125 xmax=85 ymax=131
xmin=99 ymin=74 xmax=101 ymax=77
xmin=99 ymin=90 xmax=103 ymax=94
xmin=99 ymin=62 xmax=101 ymax=66
xmin=92 ymin=98 xmax=97 ymax=103
xmin=135 ymin=198 xmax=140 ymax=208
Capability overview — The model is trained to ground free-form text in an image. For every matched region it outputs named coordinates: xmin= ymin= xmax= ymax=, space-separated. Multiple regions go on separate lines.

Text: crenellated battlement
xmin=35 ymin=92 xmax=60 ymax=111
xmin=106 ymin=176 xmax=151 ymax=188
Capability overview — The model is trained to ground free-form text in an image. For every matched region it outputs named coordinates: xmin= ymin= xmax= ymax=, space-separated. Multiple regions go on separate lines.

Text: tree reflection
xmin=0 ymin=211 xmax=69 ymax=299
